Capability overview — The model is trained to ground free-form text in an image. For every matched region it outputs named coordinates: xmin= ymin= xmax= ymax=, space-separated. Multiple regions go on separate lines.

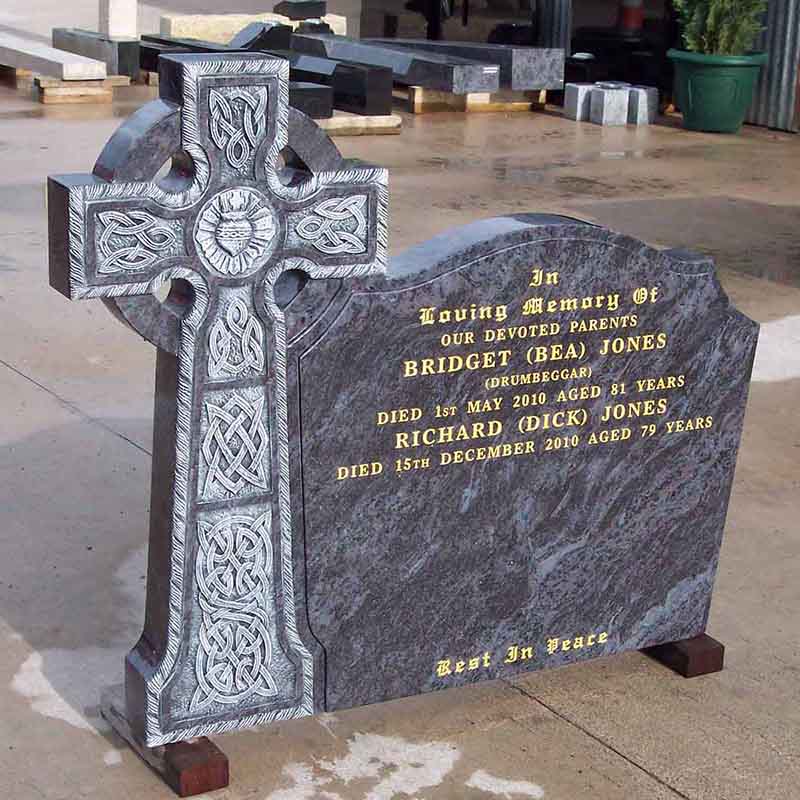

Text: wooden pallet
xmin=396 ymin=86 xmax=547 ymax=114
xmin=35 ymin=74 xmax=130 ymax=104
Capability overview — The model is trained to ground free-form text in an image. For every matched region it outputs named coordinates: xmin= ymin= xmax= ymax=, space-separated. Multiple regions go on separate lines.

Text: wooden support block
xmin=144 ymin=70 xmax=159 ymax=87
xmin=643 ymin=633 xmax=725 ymax=677
xmin=101 ymin=685 xmax=230 ymax=797
xmin=36 ymin=74 xmax=130 ymax=89
xmin=317 ymin=111 xmax=402 ymax=136
xmin=400 ymin=86 xmax=467 ymax=113
xmin=466 ymin=89 xmax=547 ymax=112
xmin=0 ymin=65 xmax=35 ymax=90
xmin=38 ymin=86 xmax=113 ymax=104
xmin=399 ymin=86 xmax=547 ymax=114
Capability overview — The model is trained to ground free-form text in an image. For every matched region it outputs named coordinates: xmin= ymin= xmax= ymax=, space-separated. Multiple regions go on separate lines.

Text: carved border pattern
xmin=192 ymin=513 xmax=278 ymax=712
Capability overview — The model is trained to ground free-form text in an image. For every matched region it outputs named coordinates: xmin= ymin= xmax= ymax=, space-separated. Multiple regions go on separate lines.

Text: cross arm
xmin=48 ymin=171 xmax=190 ymax=302
xmin=282 ymin=162 xmax=388 ymax=280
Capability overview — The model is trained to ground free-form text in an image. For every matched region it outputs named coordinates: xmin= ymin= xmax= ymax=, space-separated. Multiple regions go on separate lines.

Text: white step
xmin=0 ymin=32 xmax=106 ymax=80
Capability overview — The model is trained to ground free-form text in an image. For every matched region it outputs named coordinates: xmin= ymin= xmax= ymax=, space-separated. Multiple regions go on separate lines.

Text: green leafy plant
xmin=672 ymin=0 xmax=767 ymax=55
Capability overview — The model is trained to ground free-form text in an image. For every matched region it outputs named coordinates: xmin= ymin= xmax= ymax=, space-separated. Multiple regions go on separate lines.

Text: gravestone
xmin=49 ymin=49 xmax=757 ymax=797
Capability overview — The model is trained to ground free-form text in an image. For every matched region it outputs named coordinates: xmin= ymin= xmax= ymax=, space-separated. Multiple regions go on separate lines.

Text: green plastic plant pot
xmin=668 ymin=49 xmax=768 ymax=133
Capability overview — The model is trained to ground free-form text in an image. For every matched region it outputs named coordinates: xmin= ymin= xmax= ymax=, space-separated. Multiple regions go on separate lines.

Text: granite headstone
xmin=48 ymin=51 xmax=756 ymax=754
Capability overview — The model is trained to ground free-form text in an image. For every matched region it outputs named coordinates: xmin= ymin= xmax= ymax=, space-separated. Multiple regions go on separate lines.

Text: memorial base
xmin=643 ymin=634 xmax=725 ymax=677
xmin=100 ymin=685 xmax=229 ymax=797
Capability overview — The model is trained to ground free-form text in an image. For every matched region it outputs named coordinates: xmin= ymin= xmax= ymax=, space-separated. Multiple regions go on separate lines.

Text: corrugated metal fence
xmin=746 ymin=0 xmax=800 ymax=131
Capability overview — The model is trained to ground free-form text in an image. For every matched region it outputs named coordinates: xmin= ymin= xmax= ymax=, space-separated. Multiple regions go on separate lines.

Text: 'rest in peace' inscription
xmin=285 ymin=215 xmax=757 ymax=711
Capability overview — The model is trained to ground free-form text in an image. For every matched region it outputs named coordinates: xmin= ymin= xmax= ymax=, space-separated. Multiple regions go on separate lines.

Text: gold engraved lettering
xmin=403 ymin=349 xmax=512 ymax=379
xmin=635 ymin=374 xmax=685 ymax=392
xmin=466 ymin=397 xmax=503 ymax=414
xmin=523 ymin=293 xmax=620 ymax=315
xmin=377 ymin=408 xmax=423 ymax=425
xmin=588 ymin=427 xmax=632 ymax=444
xmin=569 ymin=314 xmax=638 ymax=334
xmin=395 ymin=420 xmax=503 ymax=450
xmin=418 ymin=304 xmax=507 ymax=326
xmin=439 ymin=440 xmax=535 ymax=465
xmin=666 ymin=415 xmax=714 ymax=433
xmin=600 ymin=398 xmax=668 ymax=423
xmin=554 ymin=385 xmax=601 ymax=402
xmin=484 ymin=322 xmax=560 ymax=342
xmin=485 ymin=367 xmax=592 ymax=390
xmin=529 ymin=268 xmax=559 ymax=287
xmin=526 ymin=342 xmax=585 ymax=364
xmin=545 ymin=631 xmax=609 ymax=654
xmin=599 ymin=332 xmax=667 ymax=356
xmin=336 ymin=462 xmax=383 ymax=480
xmin=518 ymin=409 xmax=588 ymax=433
xmin=504 ymin=645 xmax=535 ymax=663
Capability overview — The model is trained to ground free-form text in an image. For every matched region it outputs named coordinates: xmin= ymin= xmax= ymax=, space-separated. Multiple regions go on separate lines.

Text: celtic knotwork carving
xmin=296 ymin=195 xmax=368 ymax=255
xmin=96 ymin=210 xmax=180 ymax=274
xmin=209 ymin=87 xmax=268 ymax=171
xmin=201 ymin=393 xmax=270 ymax=498
xmin=191 ymin=513 xmax=278 ymax=711
xmin=208 ymin=297 xmax=265 ymax=379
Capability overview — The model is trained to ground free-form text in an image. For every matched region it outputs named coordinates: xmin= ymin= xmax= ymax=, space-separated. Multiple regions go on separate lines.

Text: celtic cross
xmin=48 ymin=53 xmax=387 ymax=746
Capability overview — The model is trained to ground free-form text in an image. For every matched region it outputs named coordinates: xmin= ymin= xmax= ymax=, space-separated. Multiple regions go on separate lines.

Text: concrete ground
xmin=1 ymin=74 xmax=799 ymax=800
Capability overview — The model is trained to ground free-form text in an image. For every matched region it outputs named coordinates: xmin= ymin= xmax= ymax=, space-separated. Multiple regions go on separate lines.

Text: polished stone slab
xmin=0 ymin=31 xmax=107 ymax=80
xmin=290 ymin=34 xmax=501 ymax=93
xmin=283 ymin=215 xmax=757 ymax=710
xmin=52 ymin=28 xmax=139 ymax=78
xmin=274 ymin=0 xmax=327 ymax=20
xmin=289 ymin=79 xmax=333 ymax=118
xmin=367 ymin=39 xmax=564 ymax=90
xmin=142 ymin=33 xmax=393 ymax=116
xmin=160 ymin=11 xmax=347 ymax=41
xmin=228 ymin=21 xmax=294 ymax=51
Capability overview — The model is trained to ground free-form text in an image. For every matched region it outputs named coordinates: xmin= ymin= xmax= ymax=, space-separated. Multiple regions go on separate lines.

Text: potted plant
xmin=668 ymin=0 xmax=768 ymax=133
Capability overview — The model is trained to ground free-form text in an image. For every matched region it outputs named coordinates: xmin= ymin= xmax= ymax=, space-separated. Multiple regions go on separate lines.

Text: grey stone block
xmin=590 ymin=85 xmax=630 ymax=126
xmin=628 ymin=85 xmax=659 ymax=125
xmin=52 ymin=28 xmax=139 ymax=77
xmin=564 ymin=82 xmax=593 ymax=121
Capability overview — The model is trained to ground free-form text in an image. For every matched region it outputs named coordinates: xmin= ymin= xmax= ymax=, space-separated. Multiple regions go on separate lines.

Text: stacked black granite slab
xmin=290 ymin=33 xmax=501 ymax=94
xmin=140 ymin=34 xmax=336 ymax=119
xmin=365 ymin=39 xmax=565 ymax=91
xmin=140 ymin=30 xmax=391 ymax=117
